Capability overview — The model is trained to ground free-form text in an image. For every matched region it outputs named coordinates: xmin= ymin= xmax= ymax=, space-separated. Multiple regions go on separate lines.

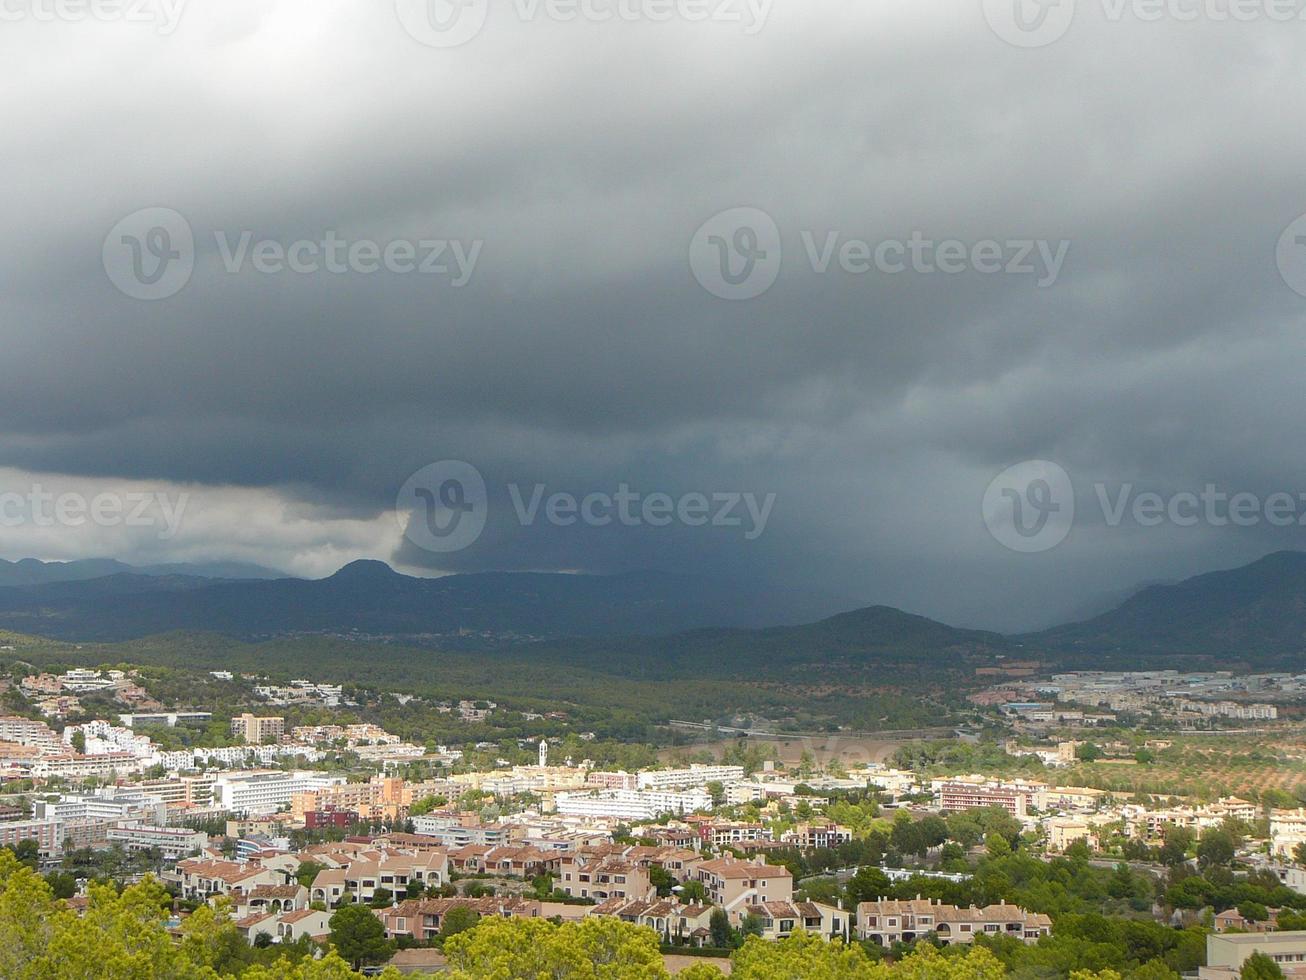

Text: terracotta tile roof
xmin=278 ymin=909 xmax=323 ymax=925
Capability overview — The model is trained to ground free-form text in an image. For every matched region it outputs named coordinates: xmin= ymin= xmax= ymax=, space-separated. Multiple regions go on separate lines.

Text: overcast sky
xmin=3 ymin=0 xmax=1306 ymax=632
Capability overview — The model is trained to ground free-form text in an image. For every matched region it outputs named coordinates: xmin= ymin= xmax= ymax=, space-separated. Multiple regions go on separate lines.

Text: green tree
xmin=731 ymin=931 xmax=878 ymax=978
xmin=1127 ymin=959 xmax=1179 ymax=980
xmin=9 ymin=840 xmax=39 ymax=869
xmin=295 ymin=859 xmax=325 ymax=889
xmin=986 ymin=833 xmax=1012 ymax=858
xmin=1158 ymin=826 xmax=1194 ymax=867
xmin=438 ymin=906 xmax=480 ymax=943
xmin=847 ymin=866 xmax=892 ymax=906
xmin=1197 ymin=828 xmax=1236 ymax=869
xmin=444 ymin=915 xmax=669 ymax=978
xmin=710 ymin=908 xmax=734 ymax=948
xmin=1238 ymin=902 xmax=1269 ymax=925
xmin=1240 ymin=952 xmax=1285 ymax=980
xmin=679 ymin=879 xmax=708 ymax=903
xmin=329 ymin=903 xmax=394 ymax=969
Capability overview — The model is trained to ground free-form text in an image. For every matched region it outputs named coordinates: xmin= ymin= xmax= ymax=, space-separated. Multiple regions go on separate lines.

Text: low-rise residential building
xmin=1215 ymin=907 xmax=1281 ymax=933
xmin=1047 ymin=817 xmax=1093 ymax=852
xmin=856 ymin=898 xmax=1051 ymax=946
xmin=692 ymin=857 xmax=793 ymax=916
xmin=739 ymin=900 xmax=851 ymax=941
xmin=175 ymin=859 xmax=285 ymax=901
xmin=558 ymin=851 xmax=655 ymax=903
xmin=378 ymin=897 xmax=543 ymax=942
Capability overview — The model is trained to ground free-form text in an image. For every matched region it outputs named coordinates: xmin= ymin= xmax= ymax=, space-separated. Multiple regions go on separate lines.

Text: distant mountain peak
xmin=1029 ymin=547 xmax=1306 ymax=662
xmin=325 ymin=559 xmax=406 ymax=582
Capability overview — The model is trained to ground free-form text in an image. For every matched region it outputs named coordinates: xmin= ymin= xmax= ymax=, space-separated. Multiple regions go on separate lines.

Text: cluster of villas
xmin=169 ymin=835 xmax=1053 ymax=950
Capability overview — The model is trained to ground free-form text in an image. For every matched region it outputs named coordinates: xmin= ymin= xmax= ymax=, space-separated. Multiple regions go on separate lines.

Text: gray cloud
xmin=3 ymin=0 xmax=1306 ymax=631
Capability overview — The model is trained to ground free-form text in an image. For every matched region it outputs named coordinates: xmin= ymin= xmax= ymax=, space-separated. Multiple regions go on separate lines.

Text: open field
xmin=1065 ymin=731 xmax=1306 ymax=800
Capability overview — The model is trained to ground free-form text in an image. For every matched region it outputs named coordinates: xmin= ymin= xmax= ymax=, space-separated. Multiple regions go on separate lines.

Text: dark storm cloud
xmin=3 ymin=0 xmax=1306 ymax=630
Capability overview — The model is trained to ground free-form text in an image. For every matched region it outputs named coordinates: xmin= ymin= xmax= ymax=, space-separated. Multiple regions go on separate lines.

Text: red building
xmin=305 ymin=809 xmax=355 ymax=829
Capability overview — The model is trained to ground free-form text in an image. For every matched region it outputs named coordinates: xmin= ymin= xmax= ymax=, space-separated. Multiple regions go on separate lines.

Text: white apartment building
xmin=30 ymin=753 xmax=141 ymax=779
xmin=212 ymin=771 xmax=345 ymax=815
xmin=0 ymin=715 xmax=62 ymax=752
xmin=34 ymin=787 xmax=167 ymax=826
xmin=1272 ymin=809 xmax=1306 ymax=859
xmin=107 ymin=823 xmax=208 ymax=860
xmin=554 ymin=788 xmax=712 ymax=821
xmin=636 ymin=765 xmax=745 ymax=791
xmin=409 ymin=816 xmax=516 ymax=847
xmin=64 ymin=720 xmax=155 ymax=759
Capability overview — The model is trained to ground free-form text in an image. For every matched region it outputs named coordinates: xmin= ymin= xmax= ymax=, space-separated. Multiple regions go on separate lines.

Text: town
xmin=5 ymin=660 xmax=1306 ymax=976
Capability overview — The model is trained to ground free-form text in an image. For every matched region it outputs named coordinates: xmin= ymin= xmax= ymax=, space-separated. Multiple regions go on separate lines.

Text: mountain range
xmin=0 ymin=558 xmax=283 ymax=588
xmin=1026 ymin=550 xmax=1306 ymax=666
xmin=0 ymin=560 xmax=851 ymax=644
xmin=0 ymin=551 xmax=1304 ymax=668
